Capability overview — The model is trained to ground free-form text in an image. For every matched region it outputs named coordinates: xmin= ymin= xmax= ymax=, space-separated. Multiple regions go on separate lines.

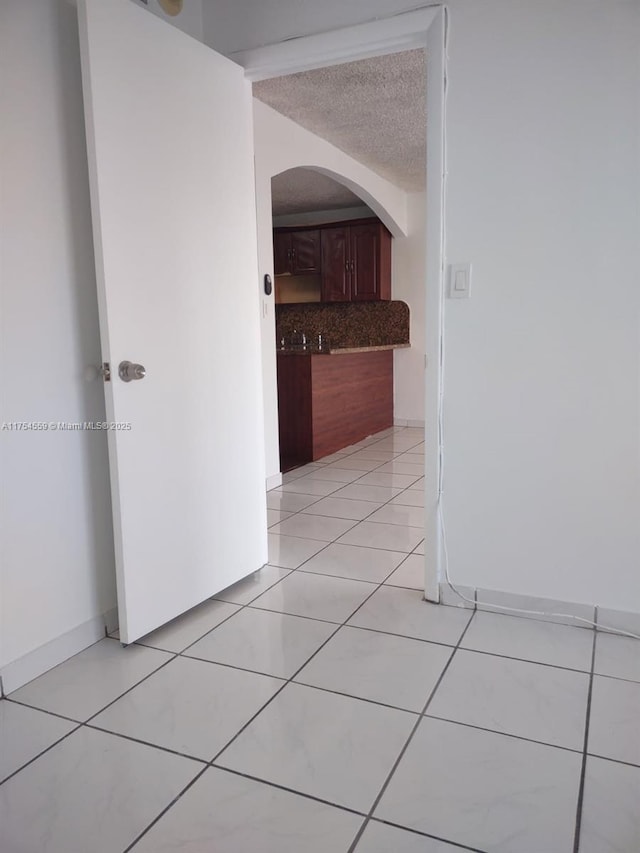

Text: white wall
xmin=393 ymin=192 xmax=426 ymax=424
xmin=442 ymin=0 xmax=640 ymax=611
xmin=253 ymin=100 xmax=413 ymax=480
xmin=0 ymin=0 xmax=117 ymax=686
xmin=209 ymin=0 xmax=640 ymax=613
xmin=130 ymin=0 xmax=203 ymax=40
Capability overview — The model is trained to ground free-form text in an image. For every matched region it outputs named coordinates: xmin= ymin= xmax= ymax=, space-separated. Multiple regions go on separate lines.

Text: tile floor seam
xmin=274 ymin=444 xmax=423 ymax=505
xmin=0 ymin=435 xmax=430 ymax=810
xmin=14 ymin=432 xmax=633 ymax=851
xmin=420 ymin=713 xmax=585 ymax=756
xmin=121 ymin=765 xmax=211 ymax=853
xmin=3 ymin=696 xmax=81 ymax=726
xmin=8 ymin=625 xmax=608 ymax=797
xmin=210 ymin=566 xmax=414 ymax=764
xmin=212 ymin=569 xmax=294 ymax=607
xmin=268 ymin=518 xmax=362 ymax=544
xmin=277 ymin=463 xmax=422 ymax=507
xmin=572 ymin=619 xmax=598 ymax=853
xmin=345 ymin=608 xmax=478 ymax=853
xmin=288 ymin=540 xmax=420 ymax=583
xmin=0 ymin=713 xmax=83 ymax=787
xmin=1 ymin=645 xmax=185 ymax=782
xmin=275 ymin=458 xmax=419 ymax=500
xmin=176 ymin=652 xmax=290 ymax=683
xmin=267 ymin=478 xmax=425 ymax=575
xmin=0 ymin=431 xmax=426 ymax=848
xmin=201 ymin=765 xmax=369 ymax=818
xmin=255 ymin=539 xmax=426 ymax=631
xmin=589 ymin=669 xmax=640 ymax=686
xmin=295 ymin=566 xmax=402 ymax=585
xmin=287 ymin=679 xmax=423 ymax=717
xmin=84 ymin=722 xmax=210 ymax=765
xmin=456 ymin=644 xmax=593 ymax=675
xmin=583 ymin=751 xmax=640 ymax=770
xmin=119 ymin=527 xmax=412 ymax=852
xmin=368 ymin=817 xmax=487 ymax=853
xmin=333 ymin=621 xmax=457 ymax=649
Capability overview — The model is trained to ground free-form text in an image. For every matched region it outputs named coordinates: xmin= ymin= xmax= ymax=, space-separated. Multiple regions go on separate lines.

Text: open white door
xmin=77 ymin=0 xmax=267 ymax=644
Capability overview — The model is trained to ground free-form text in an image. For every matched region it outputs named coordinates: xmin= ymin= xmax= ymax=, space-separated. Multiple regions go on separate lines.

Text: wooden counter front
xmin=277 ymin=350 xmax=393 ymax=471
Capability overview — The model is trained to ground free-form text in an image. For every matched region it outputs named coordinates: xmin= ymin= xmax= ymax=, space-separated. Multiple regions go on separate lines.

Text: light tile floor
xmin=1 ymin=426 xmax=639 ymax=852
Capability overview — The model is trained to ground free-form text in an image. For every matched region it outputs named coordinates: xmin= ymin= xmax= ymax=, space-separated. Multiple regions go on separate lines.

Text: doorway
xmin=242 ymin=7 xmax=446 ymax=602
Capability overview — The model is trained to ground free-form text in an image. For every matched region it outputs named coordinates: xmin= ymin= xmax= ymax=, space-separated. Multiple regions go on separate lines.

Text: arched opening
xmin=268 ymin=167 xmax=415 ymax=473
xmin=272 ymin=166 xmax=408 ymax=239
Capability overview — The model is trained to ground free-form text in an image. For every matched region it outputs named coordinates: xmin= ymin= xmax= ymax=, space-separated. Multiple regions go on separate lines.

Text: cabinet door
xmin=350 ymin=223 xmax=380 ymax=301
xmin=321 ymin=227 xmax=351 ymax=301
xmin=273 ymin=231 xmax=292 ymax=275
xmin=291 ymin=229 xmax=321 ymax=274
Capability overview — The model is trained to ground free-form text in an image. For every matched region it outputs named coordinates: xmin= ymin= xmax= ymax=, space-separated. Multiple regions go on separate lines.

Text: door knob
xmin=118 ymin=361 xmax=146 ymax=382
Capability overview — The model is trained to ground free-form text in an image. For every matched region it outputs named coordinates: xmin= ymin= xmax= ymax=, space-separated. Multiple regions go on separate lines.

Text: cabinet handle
xmin=345 ymin=261 xmax=350 ymax=272
xmin=351 ymin=260 xmax=355 ymax=272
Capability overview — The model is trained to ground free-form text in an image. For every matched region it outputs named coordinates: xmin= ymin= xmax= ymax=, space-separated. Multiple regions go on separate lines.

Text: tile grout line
xmin=584 ymin=752 xmax=640 ymax=771
xmin=572 ymin=613 xmax=598 ymax=853
xmin=119 ymin=485 xmax=432 ymax=852
xmin=346 ymin=609 xmax=479 ymax=853
xmin=267 ymin=449 xmax=426 ymax=579
xmin=9 ymin=456 xmax=607 ymax=791
xmin=1 ymin=433 xmax=423 ymax=805
xmin=7 ymin=607 xmax=627 ymax=798
xmin=0 ymin=716 xmax=84 ymax=786
xmin=271 ymin=435 xmax=424 ymax=511
xmin=0 ymin=578 xmax=294 ymax=787
xmin=365 ymin=817 xmax=485 ymax=853
xmin=446 ymin=644 xmax=595 ymax=676
xmin=1 ymin=433 xmax=422 ymax=792
xmin=5 ymin=428 xmax=625 ymax=850
xmin=419 ymin=714 xmax=585 ymax=757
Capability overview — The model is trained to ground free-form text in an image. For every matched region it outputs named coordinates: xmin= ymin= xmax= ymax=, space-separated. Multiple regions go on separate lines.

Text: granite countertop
xmin=277 ymin=343 xmax=410 ymax=356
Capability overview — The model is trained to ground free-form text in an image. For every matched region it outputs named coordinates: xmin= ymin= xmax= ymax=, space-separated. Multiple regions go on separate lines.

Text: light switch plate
xmin=448 ymin=263 xmax=472 ymax=299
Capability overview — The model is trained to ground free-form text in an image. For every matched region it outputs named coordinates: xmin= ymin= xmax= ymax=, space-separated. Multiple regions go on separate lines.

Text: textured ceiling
xmin=271 ymin=169 xmax=364 ymax=215
xmin=254 ymin=49 xmax=426 ymax=193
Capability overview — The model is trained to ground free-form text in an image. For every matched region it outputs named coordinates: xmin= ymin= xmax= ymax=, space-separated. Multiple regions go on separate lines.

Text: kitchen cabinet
xmin=273 ymin=219 xmax=392 ymax=302
xmin=273 ymin=229 xmax=321 ymax=276
xmin=321 ymin=221 xmax=391 ymax=302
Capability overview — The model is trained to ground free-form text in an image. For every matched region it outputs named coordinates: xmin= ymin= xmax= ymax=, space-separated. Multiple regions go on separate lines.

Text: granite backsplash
xmin=275 ymin=301 xmax=410 ymax=349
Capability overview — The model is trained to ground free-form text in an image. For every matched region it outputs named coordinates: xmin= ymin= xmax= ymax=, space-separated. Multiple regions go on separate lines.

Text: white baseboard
xmin=0 ymin=610 xmax=115 ymax=695
xmin=438 ymin=582 xmax=639 ymax=634
xmin=394 ymin=418 xmax=425 ymax=429
xmin=266 ymin=472 xmax=283 ymax=491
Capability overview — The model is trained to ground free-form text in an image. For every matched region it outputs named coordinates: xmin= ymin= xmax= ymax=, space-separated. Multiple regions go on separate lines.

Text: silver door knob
xmin=118 ymin=361 xmax=146 ymax=382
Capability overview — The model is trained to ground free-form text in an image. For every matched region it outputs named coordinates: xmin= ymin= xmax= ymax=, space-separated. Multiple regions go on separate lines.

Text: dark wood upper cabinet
xmin=273 ymin=231 xmax=292 ymax=276
xmin=273 ymin=229 xmax=321 ymax=276
xmin=320 ymin=226 xmax=350 ymax=302
xmin=291 ymin=230 xmax=321 ymax=274
xmin=273 ymin=219 xmax=391 ymax=302
xmin=321 ymin=221 xmax=391 ymax=302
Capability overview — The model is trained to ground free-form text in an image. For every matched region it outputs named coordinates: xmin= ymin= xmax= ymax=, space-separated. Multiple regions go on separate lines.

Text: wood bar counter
xmin=277 ymin=348 xmax=396 ymax=471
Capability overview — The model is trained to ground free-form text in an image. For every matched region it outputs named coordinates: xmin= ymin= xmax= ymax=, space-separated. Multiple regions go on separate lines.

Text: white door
xmin=77 ymin=0 xmax=268 ymax=644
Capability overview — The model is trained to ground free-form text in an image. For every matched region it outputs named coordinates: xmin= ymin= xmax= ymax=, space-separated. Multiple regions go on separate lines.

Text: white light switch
xmin=448 ymin=263 xmax=472 ymax=299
